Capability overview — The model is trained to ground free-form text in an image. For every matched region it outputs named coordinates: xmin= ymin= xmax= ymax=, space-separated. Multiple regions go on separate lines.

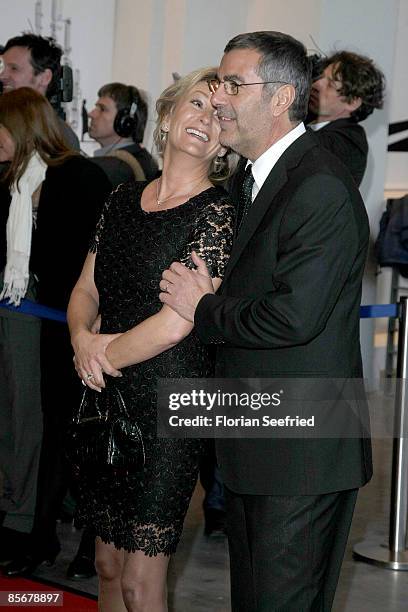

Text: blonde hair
xmin=154 ymin=67 xmax=237 ymax=183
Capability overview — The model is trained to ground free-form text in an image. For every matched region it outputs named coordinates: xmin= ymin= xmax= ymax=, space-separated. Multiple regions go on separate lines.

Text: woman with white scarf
xmin=0 ymin=88 xmax=111 ymax=575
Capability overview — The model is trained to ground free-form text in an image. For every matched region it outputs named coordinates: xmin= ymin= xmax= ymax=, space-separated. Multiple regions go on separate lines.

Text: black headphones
xmin=113 ymin=87 xmax=139 ymax=138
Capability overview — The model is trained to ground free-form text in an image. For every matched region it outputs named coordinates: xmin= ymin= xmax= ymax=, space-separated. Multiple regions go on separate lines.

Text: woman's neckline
xmin=139 ymin=183 xmax=218 ymax=214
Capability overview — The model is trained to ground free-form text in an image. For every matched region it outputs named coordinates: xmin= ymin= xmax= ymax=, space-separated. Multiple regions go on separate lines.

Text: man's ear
xmin=37 ymin=68 xmax=53 ymax=92
xmin=271 ymin=84 xmax=296 ymax=117
xmin=346 ymin=96 xmax=362 ymax=113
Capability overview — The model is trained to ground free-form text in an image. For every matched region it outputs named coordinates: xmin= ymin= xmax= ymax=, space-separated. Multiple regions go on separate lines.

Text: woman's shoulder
xmin=108 ymin=178 xmax=143 ymax=202
xmin=89 ymin=181 xmax=144 ymax=252
xmin=197 ymin=185 xmax=235 ymax=216
xmin=99 ymin=180 xmax=144 ymax=220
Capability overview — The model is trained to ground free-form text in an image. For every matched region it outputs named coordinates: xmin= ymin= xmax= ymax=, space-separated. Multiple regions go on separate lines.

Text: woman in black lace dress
xmin=67 ymin=67 xmax=236 ymax=612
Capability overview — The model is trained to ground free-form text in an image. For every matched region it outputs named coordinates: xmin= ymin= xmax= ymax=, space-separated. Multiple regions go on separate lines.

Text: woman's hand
xmin=72 ymin=329 xmax=123 ymax=391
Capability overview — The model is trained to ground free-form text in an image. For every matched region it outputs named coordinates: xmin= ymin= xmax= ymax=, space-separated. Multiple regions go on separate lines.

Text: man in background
xmin=89 ymin=82 xmax=159 ymax=181
xmin=0 ymin=33 xmax=79 ymax=150
xmin=308 ymin=50 xmax=385 ymax=186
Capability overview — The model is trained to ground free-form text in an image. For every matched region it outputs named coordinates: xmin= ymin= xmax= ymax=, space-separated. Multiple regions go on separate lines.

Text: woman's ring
xmin=165 ymin=282 xmax=170 ymax=293
xmin=86 ymin=373 xmax=94 ymax=380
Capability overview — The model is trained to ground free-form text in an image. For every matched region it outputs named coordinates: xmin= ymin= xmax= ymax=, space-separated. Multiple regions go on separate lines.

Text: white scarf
xmin=0 ymin=152 xmax=47 ymax=305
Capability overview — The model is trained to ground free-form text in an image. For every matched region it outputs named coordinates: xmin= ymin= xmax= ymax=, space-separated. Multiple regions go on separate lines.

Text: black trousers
xmin=31 ymin=322 xmax=80 ymax=546
xmin=225 ymin=486 xmax=358 ymax=612
xmin=199 ymin=440 xmax=225 ymax=512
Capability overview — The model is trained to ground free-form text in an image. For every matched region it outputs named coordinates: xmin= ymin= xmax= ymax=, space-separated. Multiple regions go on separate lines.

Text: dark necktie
xmin=236 ymin=164 xmax=254 ymax=235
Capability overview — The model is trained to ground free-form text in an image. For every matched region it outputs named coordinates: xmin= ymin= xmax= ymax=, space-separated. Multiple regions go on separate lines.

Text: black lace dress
xmin=77 ymin=181 xmax=234 ymax=556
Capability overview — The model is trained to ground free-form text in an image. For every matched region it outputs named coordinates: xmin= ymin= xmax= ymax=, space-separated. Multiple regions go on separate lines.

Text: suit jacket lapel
xmin=222 ymin=130 xmax=318 ymax=285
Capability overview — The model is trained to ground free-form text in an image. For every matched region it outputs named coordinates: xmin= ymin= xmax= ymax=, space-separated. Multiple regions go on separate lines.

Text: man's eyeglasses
xmin=207 ymin=78 xmax=289 ymax=96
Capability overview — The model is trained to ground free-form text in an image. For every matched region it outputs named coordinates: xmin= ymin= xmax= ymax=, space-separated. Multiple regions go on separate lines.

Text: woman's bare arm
xmin=67 ymin=252 xmax=122 ymax=389
xmin=105 ymin=305 xmax=192 ymax=369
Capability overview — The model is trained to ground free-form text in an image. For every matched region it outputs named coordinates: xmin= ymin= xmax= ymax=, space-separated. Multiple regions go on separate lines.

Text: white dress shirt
xmin=308 ymin=120 xmax=330 ymax=131
xmin=247 ymin=122 xmax=306 ymax=201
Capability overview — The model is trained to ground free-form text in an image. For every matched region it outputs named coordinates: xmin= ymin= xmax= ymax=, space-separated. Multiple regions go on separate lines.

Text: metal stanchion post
xmin=353 ymin=296 xmax=408 ymax=569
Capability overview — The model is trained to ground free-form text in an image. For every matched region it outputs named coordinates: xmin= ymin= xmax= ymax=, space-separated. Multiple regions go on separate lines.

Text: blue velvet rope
xmin=359 ymin=304 xmax=398 ymax=319
xmin=0 ymin=298 xmax=67 ymax=323
xmin=0 ymin=299 xmax=400 ymax=323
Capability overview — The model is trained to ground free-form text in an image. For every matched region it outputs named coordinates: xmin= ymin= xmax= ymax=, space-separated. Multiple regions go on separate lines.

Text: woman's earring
xmin=160 ymin=124 xmax=169 ymax=144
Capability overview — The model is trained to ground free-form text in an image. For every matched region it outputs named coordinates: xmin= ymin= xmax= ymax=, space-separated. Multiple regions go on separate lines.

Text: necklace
xmin=155 ymin=177 xmax=207 ymax=206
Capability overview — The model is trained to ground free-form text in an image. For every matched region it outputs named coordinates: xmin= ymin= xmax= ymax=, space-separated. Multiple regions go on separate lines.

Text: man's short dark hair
xmin=224 ymin=31 xmax=311 ymax=123
xmin=322 ymin=51 xmax=385 ymax=122
xmin=3 ymin=33 xmax=63 ymax=98
xmin=97 ymin=82 xmax=148 ymax=144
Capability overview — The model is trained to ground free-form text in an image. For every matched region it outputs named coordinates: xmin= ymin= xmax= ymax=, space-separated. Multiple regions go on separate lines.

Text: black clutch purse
xmin=67 ymin=385 xmax=145 ymax=473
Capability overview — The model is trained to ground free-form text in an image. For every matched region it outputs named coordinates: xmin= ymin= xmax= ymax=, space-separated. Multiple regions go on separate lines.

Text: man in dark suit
xmin=308 ymin=50 xmax=385 ymax=186
xmin=160 ymin=31 xmax=372 ymax=611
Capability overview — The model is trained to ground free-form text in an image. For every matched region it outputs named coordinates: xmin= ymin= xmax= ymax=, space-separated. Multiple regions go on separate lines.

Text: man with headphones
xmin=89 ymin=82 xmax=159 ymax=181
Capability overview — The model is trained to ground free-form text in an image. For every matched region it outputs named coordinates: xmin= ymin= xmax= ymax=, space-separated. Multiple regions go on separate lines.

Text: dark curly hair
xmin=322 ymin=51 xmax=385 ymax=122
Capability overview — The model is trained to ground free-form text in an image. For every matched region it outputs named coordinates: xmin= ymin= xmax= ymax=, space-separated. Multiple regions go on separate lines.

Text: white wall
xmin=385 ymin=0 xmax=408 ymax=190
xmin=112 ymin=0 xmax=252 ymax=151
xmin=245 ymin=0 xmax=322 ymax=45
xmin=113 ymin=0 xmax=324 ymax=148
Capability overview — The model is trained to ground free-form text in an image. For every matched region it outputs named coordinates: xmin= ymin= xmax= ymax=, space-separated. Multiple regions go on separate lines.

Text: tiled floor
xmin=26 ymin=404 xmax=408 ymax=611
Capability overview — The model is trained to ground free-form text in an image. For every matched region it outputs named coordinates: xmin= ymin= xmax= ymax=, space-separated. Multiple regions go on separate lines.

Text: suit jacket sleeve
xmin=195 ymin=174 xmax=366 ymax=349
